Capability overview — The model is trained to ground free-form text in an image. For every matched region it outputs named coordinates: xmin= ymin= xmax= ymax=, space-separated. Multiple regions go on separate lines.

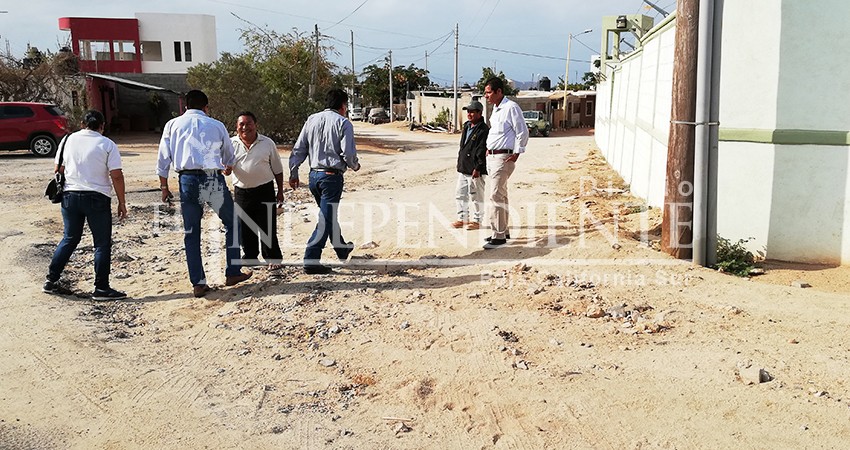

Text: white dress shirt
xmin=156 ymin=109 xmax=236 ymax=178
xmin=485 ymin=96 xmax=529 ymax=154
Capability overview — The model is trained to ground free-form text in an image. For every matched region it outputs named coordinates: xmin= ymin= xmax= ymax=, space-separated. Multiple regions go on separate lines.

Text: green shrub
xmin=429 ymin=107 xmax=451 ymax=128
xmin=713 ymin=236 xmax=755 ymax=277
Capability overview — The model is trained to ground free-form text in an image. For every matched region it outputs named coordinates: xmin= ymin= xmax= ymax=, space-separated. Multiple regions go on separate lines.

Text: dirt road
xmin=1 ymin=122 xmax=849 ymax=449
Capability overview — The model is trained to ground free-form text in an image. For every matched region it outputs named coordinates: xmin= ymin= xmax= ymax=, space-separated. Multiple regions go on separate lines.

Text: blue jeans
xmin=304 ymin=171 xmax=349 ymax=265
xmin=179 ymin=172 xmax=242 ymax=286
xmin=47 ymin=191 xmax=113 ymax=290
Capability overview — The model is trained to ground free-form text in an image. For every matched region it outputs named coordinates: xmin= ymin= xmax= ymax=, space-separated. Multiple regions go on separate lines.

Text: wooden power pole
xmin=661 ymin=0 xmax=699 ymax=259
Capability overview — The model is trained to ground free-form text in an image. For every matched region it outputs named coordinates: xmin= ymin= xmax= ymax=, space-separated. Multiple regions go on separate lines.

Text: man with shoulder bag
xmin=43 ymin=110 xmax=128 ymax=301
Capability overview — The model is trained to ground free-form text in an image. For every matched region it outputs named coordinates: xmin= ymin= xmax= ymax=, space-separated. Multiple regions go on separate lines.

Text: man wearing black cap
xmin=452 ymin=100 xmax=489 ymax=231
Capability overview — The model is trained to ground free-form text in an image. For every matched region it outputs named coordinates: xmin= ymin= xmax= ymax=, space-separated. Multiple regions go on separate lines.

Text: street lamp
xmin=563 ymin=28 xmax=593 ymax=114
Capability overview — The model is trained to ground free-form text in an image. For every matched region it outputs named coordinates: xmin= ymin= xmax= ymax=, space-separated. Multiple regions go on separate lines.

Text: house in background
xmin=58 ymin=13 xmax=217 ymax=131
xmin=548 ymin=90 xmax=597 ymax=129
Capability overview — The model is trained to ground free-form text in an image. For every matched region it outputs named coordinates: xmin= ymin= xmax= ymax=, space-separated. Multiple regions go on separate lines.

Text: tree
xmin=0 ymin=46 xmax=85 ymax=125
xmin=554 ymin=72 xmax=604 ymax=91
xmin=188 ymin=26 xmax=337 ymax=142
xmin=360 ymin=61 xmax=429 ymax=107
xmin=0 ymin=47 xmax=80 ymax=103
xmin=475 ymin=67 xmax=518 ymax=96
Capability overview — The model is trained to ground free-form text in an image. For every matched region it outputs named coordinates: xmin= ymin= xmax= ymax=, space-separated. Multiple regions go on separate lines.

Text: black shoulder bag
xmin=45 ymin=136 xmax=68 ymax=204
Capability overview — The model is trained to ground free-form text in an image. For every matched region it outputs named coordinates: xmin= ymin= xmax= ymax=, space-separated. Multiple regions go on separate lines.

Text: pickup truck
xmin=522 ymin=110 xmax=551 ymax=137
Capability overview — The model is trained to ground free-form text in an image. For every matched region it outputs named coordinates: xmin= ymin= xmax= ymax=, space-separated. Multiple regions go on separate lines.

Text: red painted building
xmin=58 ymin=17 xmax=142 ymax=73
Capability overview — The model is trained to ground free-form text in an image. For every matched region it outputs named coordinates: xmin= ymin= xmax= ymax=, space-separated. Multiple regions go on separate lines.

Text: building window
xmin=141 ymin=41 xmax=163 ymax=62
xmin=572 ymin=102 xmax=581 ymax=114
xmin=79 ymin=40 xmax=111 ymax=61
xmin=174 ymin=41 xmax=182 ymax=62
xmin=113 ymin=41 xmax=136 ymax=61
xmin=586 ymin=100 xmax=594 ymax=116
xmin=184 ymin=41 xmax=192 ymax=62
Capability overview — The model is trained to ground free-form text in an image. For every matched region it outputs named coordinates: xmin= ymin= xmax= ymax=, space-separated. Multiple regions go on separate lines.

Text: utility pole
xmin=661 ymin=0 xmax=698 ymax=259
xmin=563 ymin=29 xmax=592 ymax=129
xmin=453 ymin=23 xmax=459 ymax=132
xmin=310 ymin=24 xmax=318 ymax=99
xmin=388 ymin=50 xmax=393 ymax=122
xmin=350 ymin=30 xmax=355 ymax=103
xmin=425 ymin=51 xmax=428 ymax=74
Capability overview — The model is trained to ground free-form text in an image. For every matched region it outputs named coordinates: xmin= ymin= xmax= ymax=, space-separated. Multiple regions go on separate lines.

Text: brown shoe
xmin=193 ymin=284 xmax=210 ymax=298
xmin=225 ymin=271 xmax=253 ymax=286
xmin=465 ymin=222 xmax=480 ymax=230
xmin=451 ymin=220 xmax=466 ymax=228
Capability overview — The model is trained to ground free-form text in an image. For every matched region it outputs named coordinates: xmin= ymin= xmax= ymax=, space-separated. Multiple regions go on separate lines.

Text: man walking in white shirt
xmin=483 ymin=77 xmax=529 ymax=249
xmin=231 ymin=111 xmax=285 ymax=269
xmin=157 ymin=90 xmax=253 ymax=297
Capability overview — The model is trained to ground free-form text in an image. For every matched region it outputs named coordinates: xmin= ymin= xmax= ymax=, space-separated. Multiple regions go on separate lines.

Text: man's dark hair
xmin=325 ymin=88 xmax=349 ymax=110
xmin=237 ymin=111 xmax=258 ymax=123
xmin=485 ymin=76 xmax=504 ymax=93
xmin=186 ymin=90 xmax=209 ymax=110
xmin=83 ymin=110 xmax=105 ymax=130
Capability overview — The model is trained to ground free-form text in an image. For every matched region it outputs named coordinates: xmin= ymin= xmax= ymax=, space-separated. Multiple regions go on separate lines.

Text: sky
xmin=0 ymin=0 xmax=674 ymax=86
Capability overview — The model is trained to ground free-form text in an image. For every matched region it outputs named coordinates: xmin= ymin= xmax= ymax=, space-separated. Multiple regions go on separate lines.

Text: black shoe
xmin=92 ymin=287 xmax=127 ymax=301
xmin=43 ymin=280 xmax=60 ymax=295
xmin=483 ymin=238 xmax=507 ymax=249
xmin=485 ymin=234 xmax=511 ymax=242
xmin=304 ymin=265 xmax=333 ymax=275
xmin=337 ymin=242 xmax=355 ymax=261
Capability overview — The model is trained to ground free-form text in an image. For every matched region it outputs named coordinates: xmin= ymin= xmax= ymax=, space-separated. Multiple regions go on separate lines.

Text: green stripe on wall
xmin=719 ymin=128 xmax=850 ymax=146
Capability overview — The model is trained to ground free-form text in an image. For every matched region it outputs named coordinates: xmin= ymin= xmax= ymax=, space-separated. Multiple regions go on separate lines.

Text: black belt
xmin=178 ymin=169 xmax=222 ymax=175
xmin=487 ymin=149 xmax=513 ymax=155
xmin=311 ymin=168 xmax=342 ymax=174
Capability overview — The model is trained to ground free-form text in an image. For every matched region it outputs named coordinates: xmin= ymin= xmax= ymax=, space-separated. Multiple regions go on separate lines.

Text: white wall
xmin=595 ymin=1 xmax=850 ymax=264
xmin=595 ymin=17 xmax=675 ymax=207
xmin=714 ymin=0 xmax=850 ymax=264
xmin=136 ymin=13 xmax=217 ymax=74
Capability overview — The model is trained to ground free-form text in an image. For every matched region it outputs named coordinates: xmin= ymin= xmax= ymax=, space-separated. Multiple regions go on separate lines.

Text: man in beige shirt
xmin=231 ymin=111 xmax=285 ymax=268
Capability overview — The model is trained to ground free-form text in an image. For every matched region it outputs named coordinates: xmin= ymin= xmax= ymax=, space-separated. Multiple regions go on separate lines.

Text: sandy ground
xmin=1 ymin=121 xmax=850 ymax=449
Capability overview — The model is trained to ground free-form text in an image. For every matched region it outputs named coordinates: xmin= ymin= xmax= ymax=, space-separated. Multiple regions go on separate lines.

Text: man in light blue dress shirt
xmin=289 ymin=88 xmax=361 ymax=274
xmin=157 ymin=90 xmax=253 ymax=297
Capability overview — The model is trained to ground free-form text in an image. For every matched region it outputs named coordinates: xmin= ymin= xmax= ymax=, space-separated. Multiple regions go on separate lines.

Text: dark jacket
xmin=457 ymin=120 xmax=489 ymax=175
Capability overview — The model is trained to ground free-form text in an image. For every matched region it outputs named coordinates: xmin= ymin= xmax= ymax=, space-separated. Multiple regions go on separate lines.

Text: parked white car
xmin=349 ymin=107 xmax=363 ymax=121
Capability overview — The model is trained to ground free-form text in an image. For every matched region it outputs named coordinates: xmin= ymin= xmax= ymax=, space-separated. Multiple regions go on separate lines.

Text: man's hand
xmin=472 ymin=168 xmax=481 ymax=179
xmin=276 ymin=190 xmax=284 ymax=204
xmin=507 ymin=154 xmax=519 ymax=162
xmin=288 ymin=178 xmax=300 ymax=189
xmin=117 ymin=202 xmax=128 ymax=221
xmin=353 ymin=162 xmax=361 ymax=172
xmin=223 ymin=165 xmax=233 ymax=176
xmin=161 ymin=187 xmax=174 ymax=203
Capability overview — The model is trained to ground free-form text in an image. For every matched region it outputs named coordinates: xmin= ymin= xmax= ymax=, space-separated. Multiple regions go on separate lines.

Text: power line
xmin=325 ymin=0 xmax=370 ymax=31
xmin=459 ymin=43 xmax=590 ymax=63
xmin=429 ymin=31 xmax=454 ymax=56
xmin=323 ymin=30 xmax=453 ymax=52
xmin=207 ymin=0 xmax=434 ymax=40
xmin=469 ymin=0 xmax=502 ymax=42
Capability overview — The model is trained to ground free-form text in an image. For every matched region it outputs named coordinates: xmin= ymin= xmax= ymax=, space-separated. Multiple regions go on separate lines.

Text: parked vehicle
xmin=349 ymin=107 xmax=364 ymax=121
xmin=0 ymin=102 xmax=69 ymax=156
xmin=368 ymin=107 xmax=390 ymax=125
xmin=522 ymin=110 xmax=551 ymax=137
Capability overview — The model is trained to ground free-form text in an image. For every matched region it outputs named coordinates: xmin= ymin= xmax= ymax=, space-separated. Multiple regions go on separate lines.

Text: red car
xmin=0 ymin=102 xmax=69 ymax=157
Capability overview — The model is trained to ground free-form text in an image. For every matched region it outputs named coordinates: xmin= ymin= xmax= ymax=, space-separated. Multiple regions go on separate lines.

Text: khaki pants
xmin=486 ymin=154 xmax=515 ymax=239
